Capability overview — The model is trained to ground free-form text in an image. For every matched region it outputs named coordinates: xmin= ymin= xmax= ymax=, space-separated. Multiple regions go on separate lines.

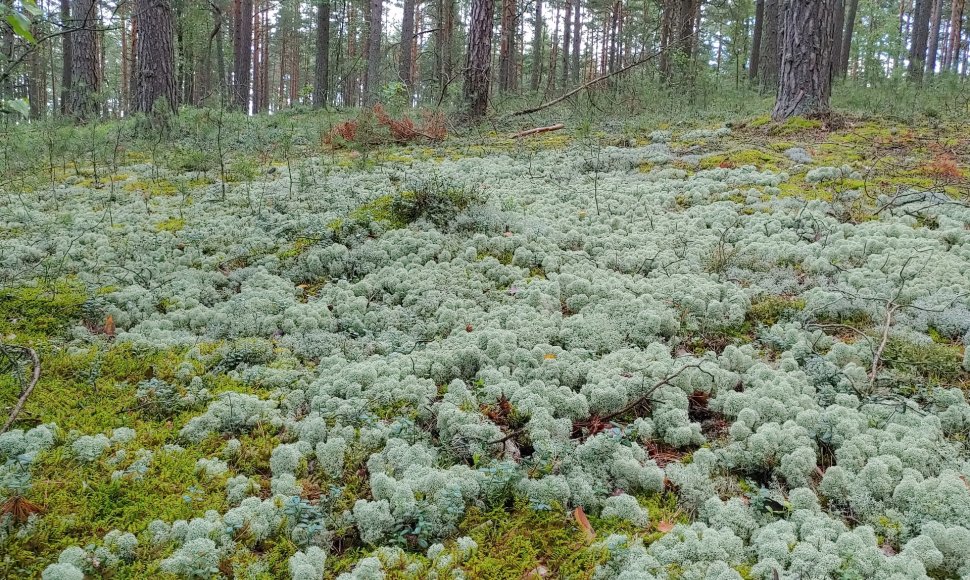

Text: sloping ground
xmin=1 ymin=116 xmax=970 ymax=579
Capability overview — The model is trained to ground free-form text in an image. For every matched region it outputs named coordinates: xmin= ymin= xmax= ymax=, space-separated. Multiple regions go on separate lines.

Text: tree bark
xmin=832 ymin=0 xmax=845 ymax=79
xmin=499 ymin=0 xmax=516 ymax=92
xmin=772 ymin=0 xmax=835 ymax=121
xmin=561 ymin=0 xmax=572 ymax=86
xmin=530 ymin=0 xmax=543 ymax=91
xmin=839 ymin=0 xmax=859 ymax=77
xmin=233 ymin=0 xmax=252 ymax=110
xmin=134 ymin=0 xmax=176 ymax=115
xmin=945 ymin=0 xmax=965 ymax=72
xmin=758 ymin=0 xmax=781 ymax=92
xmin=571 ymin=0 xmax=581 ymax=80
xmin=749 ymin=0 xmax=764 ymax=81
xmin=363 ymin=0 xmax=382 ymax=103
xmin=925 ymin=0 xmax=944 ymax=74
xmin=908 ymin=0 xmax=932 ymax=81
xmin=61 ymin=0 xmax=73 ymax=115
xmin=70 ymin=0 xmax=101 ymax=120
xmin=314 ymin=0 xmax=331 ymax=107
xmin=399 ymin=0 xmax=415 ymax=90
xmin=462 ymin=0 xmax=494 ymax=119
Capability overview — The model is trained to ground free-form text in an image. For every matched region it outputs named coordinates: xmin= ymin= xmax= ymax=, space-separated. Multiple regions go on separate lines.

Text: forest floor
xmin=1 ymin=109 xmax=969 ymax=579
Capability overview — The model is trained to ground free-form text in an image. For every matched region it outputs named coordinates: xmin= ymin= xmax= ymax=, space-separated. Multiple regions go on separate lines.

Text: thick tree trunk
xmin=70 ymin=0 xmax=101 ymax=120
xmin=772 ymin=0 xmax=835 ymax=121
xmin=839 ymin=0 xmax=859 ymax=77
xmin=499 ymin=0 xmax=516 ymax=92
xmin=758 ymin=0 xmax=781 ymax=93
xmin=908 ymin=0 xmax=932 ymax=81
xmin=530 ymin=0 xmax=543 ymax=91
xmin=462 ymin=0 xmax=494 ymax=119
xmin=945 ymin=0 xmax=965 ymax=71
xmin=400 ymin=0 xmax=415 ymax=90
xmin=925 ymin=0 xmax=944 ymax=74
xmin=314 ymin=0 xmax=331 ymax=107
xmin=749 ymin=0 xmax=764 ymax=81
xmin=363 ymin=0 xmax=382 ymax=103
xmin=134 ymin=0 xmax=176 ymax=115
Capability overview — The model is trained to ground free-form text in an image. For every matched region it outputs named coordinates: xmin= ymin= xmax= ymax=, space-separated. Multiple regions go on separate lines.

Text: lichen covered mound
xmin=2 ymin=121 xmax=970 ymax=578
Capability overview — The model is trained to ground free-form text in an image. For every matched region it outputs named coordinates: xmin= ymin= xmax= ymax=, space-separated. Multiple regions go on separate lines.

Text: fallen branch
xmin=1 ymin=345 xmax=40 ymax=434
xmin=508 ymin=35 xmax=692 ymax=118
xmin=510 ymin=124 xmax=565 ymax=139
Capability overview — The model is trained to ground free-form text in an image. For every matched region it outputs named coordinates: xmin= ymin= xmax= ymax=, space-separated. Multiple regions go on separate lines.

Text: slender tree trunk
xmin=363 ymin=0 xmax=382 ymax=103
xmin=27 ymin=22 xmax=46 ymax=118
xmin=839 ymin=0 xmax=859 ymax=77
xmin=400 ymin=0 xmax=415 ymax=90
xmin=572 ymin=0 xmax=581 ymax=80
xmin=945 ymin=0 xmax=965 ymax=71
xmin=314 ymin=0 xmax=331 ymax=107
xmin=925 ymin=0 xmax=944 ymax=74
xmin=562 ymin=0 xmax=572 ymax=86
xmin=531 ymin=0 xmax=544 ymax=91
xmin=772 ymin=0 xmax=835 ymax=121
xmin=908 ymin=0 xmax=932 ymax=81
xmin=134 ymin=0 xmax=176 ymax=116
xmin=70 ymin=0 xmax=101 ymax=120
xmin=749 ymin=0 xmax=764 ymax=81
xmin=462 ymin=0 xmax=494 ymax=119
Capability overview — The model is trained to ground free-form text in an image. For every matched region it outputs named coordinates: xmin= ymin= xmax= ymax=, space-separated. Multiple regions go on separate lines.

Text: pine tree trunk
xmin=70 ymin=0 xmax=101 ymax=120
xmin=363 ymin=0 xmax=382 ymax=103
xmin=314 ymin=0 xmax=331 ymax=107
xmin=571 ymin=0 xmax=581 ymax=80
xmin=562 ymin=0 xmax=572 ymax=86
xmin=758 ymin=0 xmax=781 ymax=93
xmin=749 ymin=0 xmax=764 ymax=81
xmin=233 ymin=0 xmax=252 ymax=110
xmin=925 ymin=0 xmax=944 ymax=74
xmin=133 ymin=0 xmax=176 ymax=116
xmin=832 ymin=0 xmax=845 ymax=79
xmin=400 ymin=0 xmax=415 ymax=90
xmin=772 ymin=0 xmax=834 ymax=121
xmin=61 ymin=0 xmax=73 ymax=115
xmin=462 ymin=0 xmax=494 ymax=119
xmin=530 ymin=0 xmax=543 ymax=92
xmin=839 ymin=0 xmax=859 ymax=77
xmin=499 ymin=0 xmax=516 ymax=91
xmin=945 ymin=0 xmax=965 ymax=71
xmin=908 ymin=0 xmax=932 ymax=81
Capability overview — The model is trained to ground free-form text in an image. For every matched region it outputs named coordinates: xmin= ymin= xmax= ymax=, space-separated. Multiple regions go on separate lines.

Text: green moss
xmin=883 ymin=337 xmax=967 ymax=386
xmin=0 ymin=279 xmax=88 ymax=343
xmin=457 ymin=502 xmax=605 ymax=579
xmin=0 ymin=342 xmax=234 ymax=578
xmin=748 ymin=295 xmax=807 ymax=326
xmin=699 ymin=149 xmax=780 ymax=170
xmin=155 ymin=217 xmax=186 ymax=233
xmin=124 ymin=179 xmax=179 ymax=197
xmin=770 ymin=116 xmax=823 ymax=136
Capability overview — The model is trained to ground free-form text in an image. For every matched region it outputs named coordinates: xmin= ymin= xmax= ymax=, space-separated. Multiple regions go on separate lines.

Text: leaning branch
xmin=1 ymin=345 xmax=40 ymax=434
xmin=508 ymin=36 xmax=692 ymax=118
